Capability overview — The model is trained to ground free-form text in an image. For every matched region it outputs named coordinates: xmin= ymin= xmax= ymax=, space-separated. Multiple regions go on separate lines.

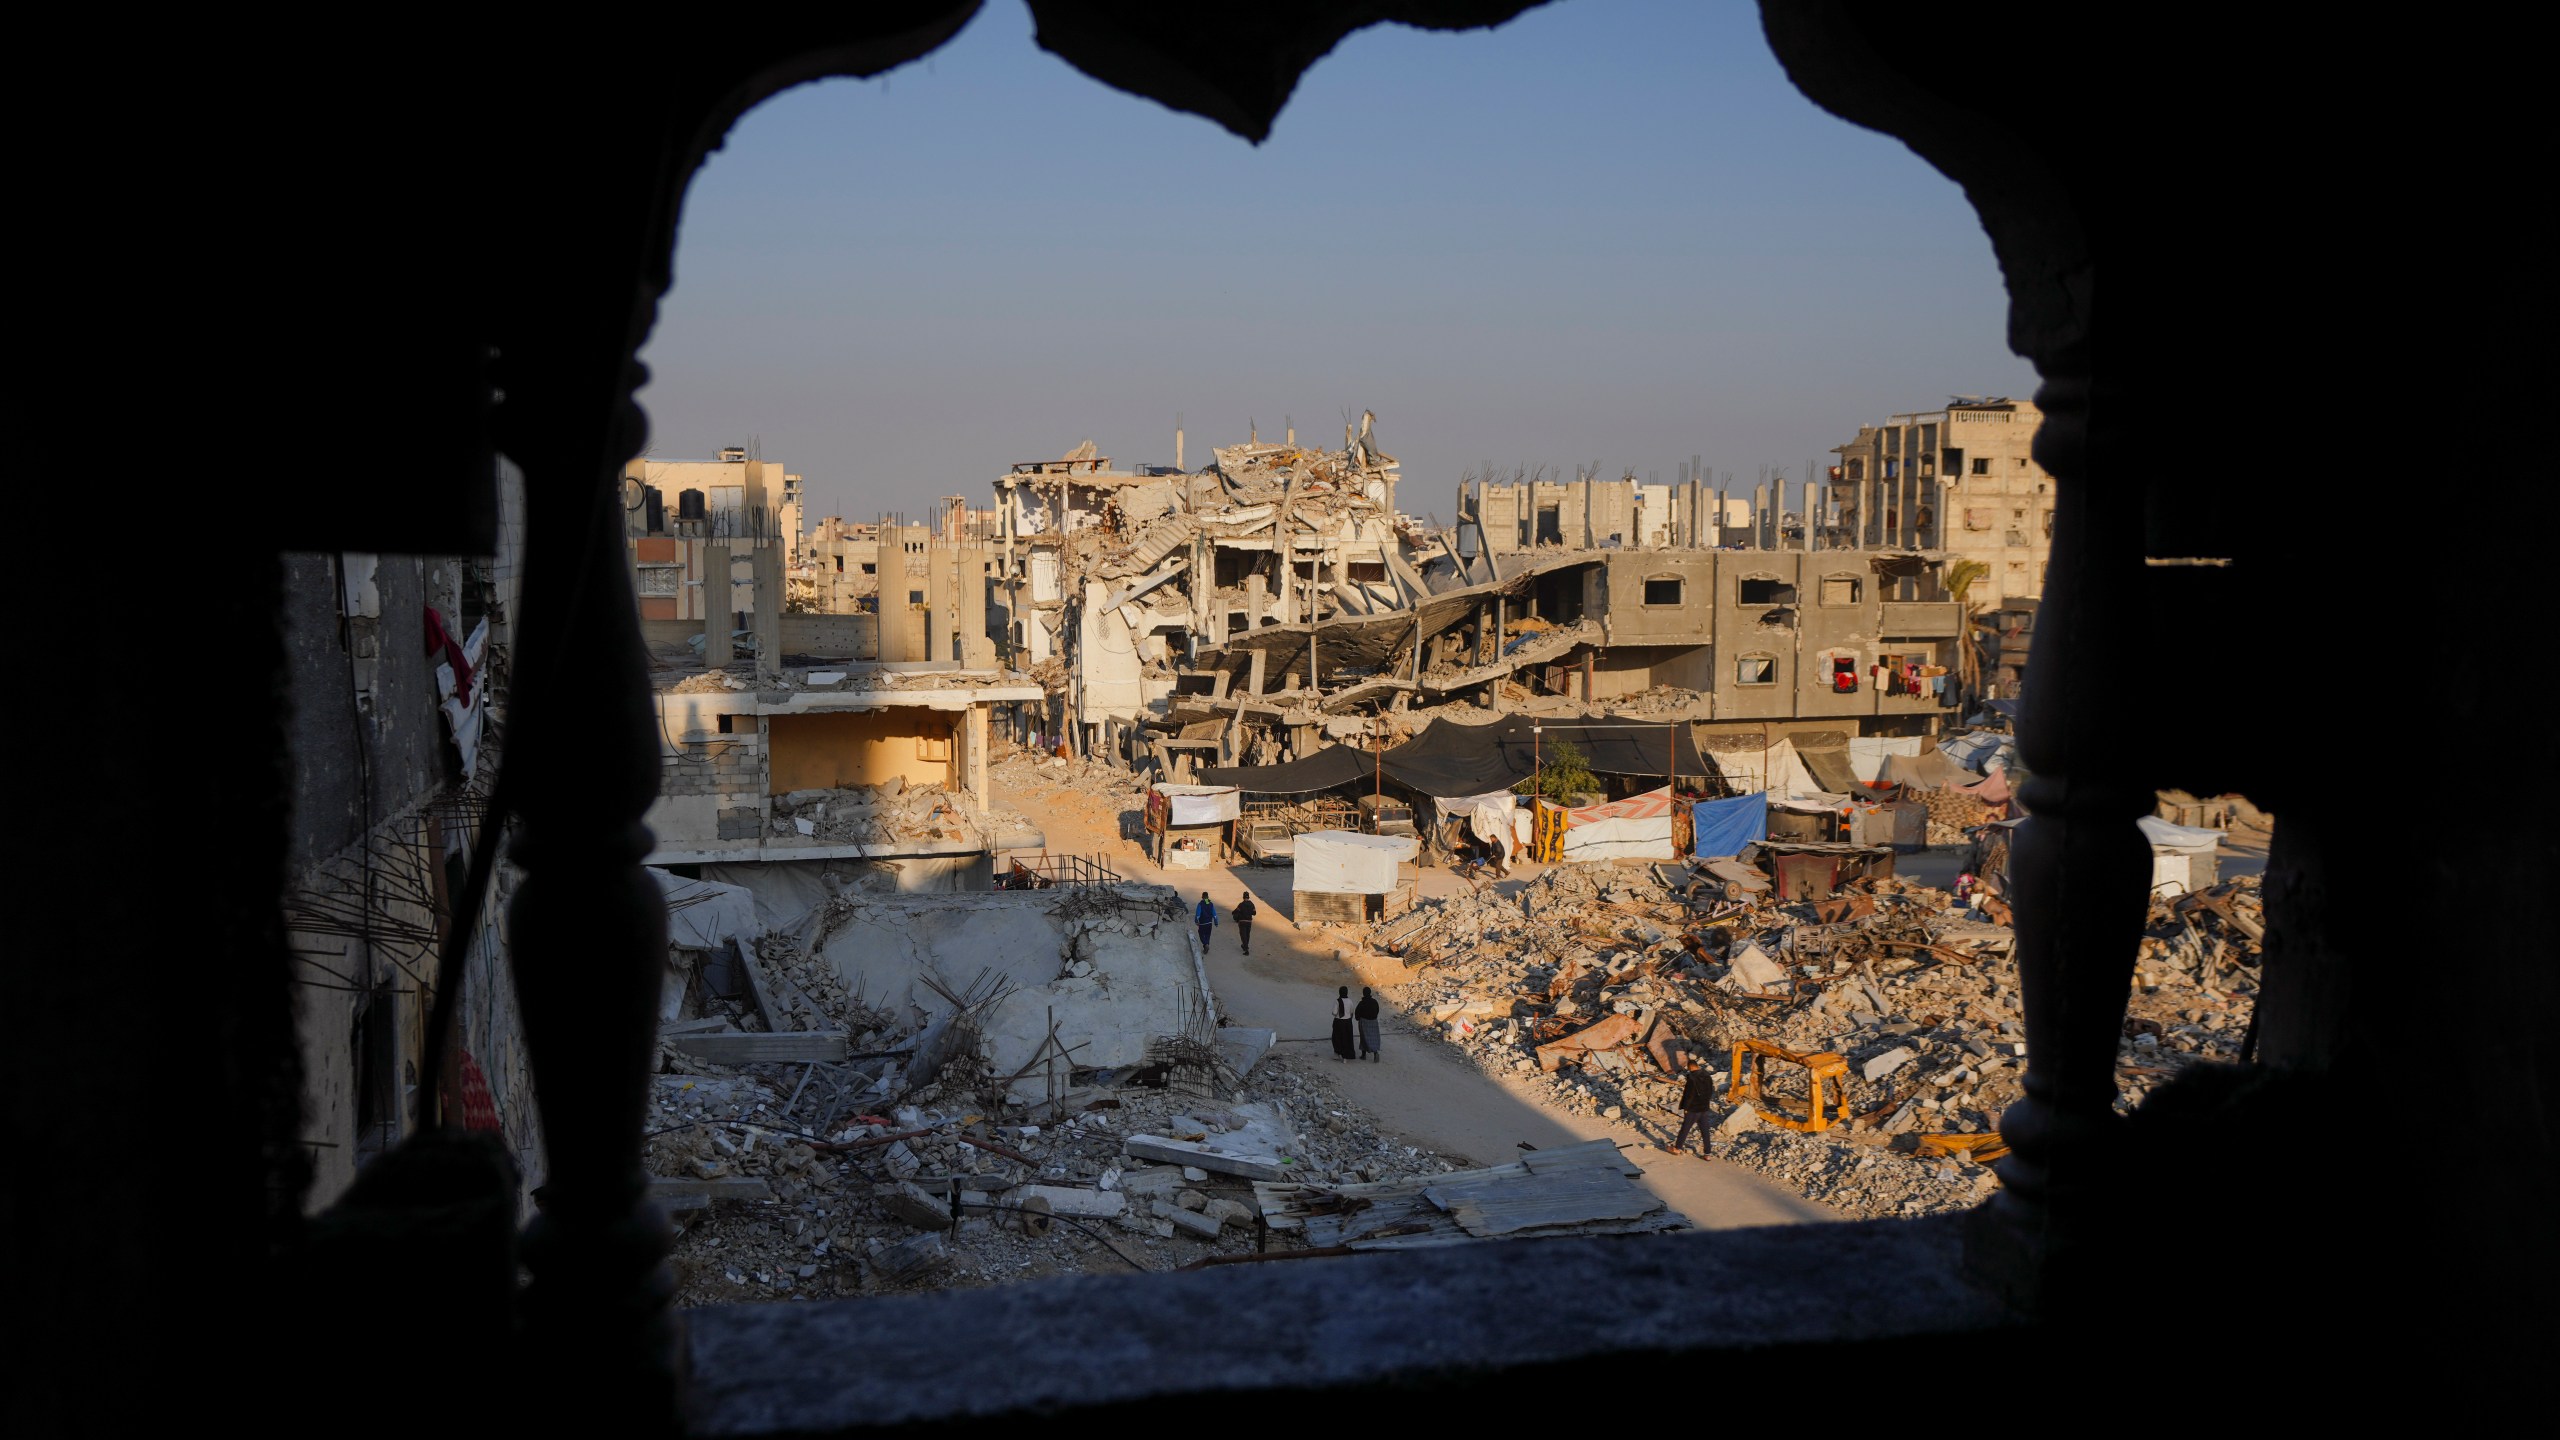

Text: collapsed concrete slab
xmin=806 ymin=884 xmax=1215 ymax=1101
xmin=1124 ymin=1101 xmax=1299 ymax=1181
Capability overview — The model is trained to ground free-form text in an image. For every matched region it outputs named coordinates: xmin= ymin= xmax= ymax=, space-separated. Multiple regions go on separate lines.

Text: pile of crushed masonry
xmin=1374 ymin=855 xmax=2264 ymax=1219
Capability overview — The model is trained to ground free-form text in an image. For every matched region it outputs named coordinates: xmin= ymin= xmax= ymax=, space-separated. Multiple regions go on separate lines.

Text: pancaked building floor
xmin=643 ymin=872 xmax=1691 ymax=1304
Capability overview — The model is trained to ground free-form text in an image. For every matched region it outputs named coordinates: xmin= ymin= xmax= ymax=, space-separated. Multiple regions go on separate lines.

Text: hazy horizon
xmin=637 ymin=0 xmax=2035 ymax=526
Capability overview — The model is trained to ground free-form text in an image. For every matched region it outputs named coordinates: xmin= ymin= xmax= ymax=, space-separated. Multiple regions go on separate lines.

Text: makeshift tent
xmin=1431 ymin=788 xmax=1520 ymax=862
xmin=1941 ymin=730 xmax=2018 ymax=774
xmin=1295 ymin=831 xmax=1419 ymax=894
xmin=1955 ymin=767 xmax=2014 ymax=807
xmin=1704 ymin=736 xmax=1824 ymax=799
xmin=1380 ymin=716 xmax=1712 ymax=797
xmin=1197 ymin=745 xmax=1373 ymax=794
xmin=1847 ymin=735 xmax=1926 ymax=782
xmin=1877 ymin=747 xmax=1973 ymax=789
xmin=1797 ymin=746 xmax=1860 ymax=794
xmin=1554 ymin=786 xmax=1678 ymax=862
xmin=1690 ymin=792 xmax=1769 ymax=858
xmin=2138 ymin=815 xmax=2224 ymax=896
xmin=1148 ymin=784 xmax=1239 ymax=826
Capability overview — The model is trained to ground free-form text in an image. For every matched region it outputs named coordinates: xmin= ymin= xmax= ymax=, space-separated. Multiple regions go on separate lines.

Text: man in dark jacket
xmin=1664 ymin=1048 xmax=1722 ymax=1155
xmin=1231 ymin=894 xmax=1257 ymax=955
xmin=1194 ymin=892 xmax=1216 ymax=951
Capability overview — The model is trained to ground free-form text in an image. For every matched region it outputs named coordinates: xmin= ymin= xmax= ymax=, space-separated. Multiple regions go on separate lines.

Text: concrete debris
xmin=647 ymin=1006 xmax=1474 ymax=1305
xmin=1372 ymin=854 xmax=2266 ymax=1220
xmin=1253 ymin=1138 xmax=1681 ymax=1249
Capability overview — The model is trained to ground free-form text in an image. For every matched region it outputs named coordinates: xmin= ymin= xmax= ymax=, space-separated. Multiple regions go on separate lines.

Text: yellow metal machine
xmin=1726 ymin=1038 xmax=1854 ymax=1132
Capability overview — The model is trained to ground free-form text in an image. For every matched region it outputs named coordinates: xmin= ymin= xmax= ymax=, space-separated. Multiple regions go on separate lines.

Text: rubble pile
xmin=647 ymin=1045 xmax=1470 ymax=1306
xmin=1373 ymin=857 xmax=2266 ymax=1219
xmin=1917 ymin=787 xmax=1998 ymax=845
xmin=767 ymin=777 xmax=1023 ymax=849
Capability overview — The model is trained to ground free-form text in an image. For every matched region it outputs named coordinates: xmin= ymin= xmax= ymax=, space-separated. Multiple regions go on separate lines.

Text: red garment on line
xmin=424 ymin=606 xmax=476 ymax=705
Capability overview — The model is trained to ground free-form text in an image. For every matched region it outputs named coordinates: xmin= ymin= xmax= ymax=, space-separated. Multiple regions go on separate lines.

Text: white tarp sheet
xmin=1768 ymin=791 xmax=1851 ymax=812
xmin=1440 ymin=788 xmax=1519 ymax=861
xmin=1848 ymin=734 xmax=1926 ymax=782
xmin=1706 ymin=736 xmax=1826 ymax=798
xmin=1154 ymin=784 xmax=1241 ymax=826
xmin=2137 ymin=815 xmax=2226 ymax=850
xmin=1294 ymin=830 xmax=1417 ymax=894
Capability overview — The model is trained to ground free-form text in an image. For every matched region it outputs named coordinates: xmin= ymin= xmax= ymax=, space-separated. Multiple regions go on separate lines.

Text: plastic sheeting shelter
xmin=2138 ymin=815 xmax=2224 ymax=895
xmin=1552 ymin=787 xmax=1678 ymax=862
xmin=1149 ymin=784 xmax=1240 ymax=826
xmin=1295 ymin=831 xmax=1419 ymax=894
xmin=1878 ymin=747 xmax=1973 ymax=789
xmin=1197 ymin=745 xmax=1373 ymax=794
xmin=1942 ymin=730 xmax=2018 ymax=774
xmin=1432 ymin=788 xmax=1519 ymax=862
xmin=1848 ymin=735 xmax=1926 ymax=782
xmin=1690 ymin=792 xmax=1769 ymax=858
xmin=1382 ymin=716 xmax=1712 ymax=797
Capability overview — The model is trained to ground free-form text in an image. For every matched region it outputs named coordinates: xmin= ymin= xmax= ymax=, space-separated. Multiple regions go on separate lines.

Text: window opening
xmin=1736 ymin=655 xmax=1775 ymax=686
xmin=1820 ymin=576 xmax=1860 ymax=606
xmin=1828 ymin=654 xmax=1860 ymax=694
xmin=1738 ymin=578 xmax=1795 ymax=605
xmin=1643 ymin=575 xmax=1682 ymax=606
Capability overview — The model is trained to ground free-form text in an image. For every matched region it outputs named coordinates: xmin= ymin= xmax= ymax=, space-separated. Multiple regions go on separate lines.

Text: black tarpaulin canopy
xmin=1378 ymin=716 xmax=1715 ymax=797
xmin=1196 ymin=745 xmax=1375 ymax=794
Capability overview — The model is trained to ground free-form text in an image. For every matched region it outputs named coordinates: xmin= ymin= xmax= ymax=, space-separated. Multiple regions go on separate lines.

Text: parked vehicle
xmin=1357 ymin=792 xmax=1416 ymax=839
xmin=1236 ymin=819 xmax=1297 ymax=867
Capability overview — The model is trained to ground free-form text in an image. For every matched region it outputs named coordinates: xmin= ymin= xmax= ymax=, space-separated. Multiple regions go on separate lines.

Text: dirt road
xmin=996 ymin=769 xmax=1832 ymax=1231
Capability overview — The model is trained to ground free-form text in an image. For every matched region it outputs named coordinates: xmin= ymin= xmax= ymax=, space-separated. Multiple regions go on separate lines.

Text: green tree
xmin=1515 ymin=738 xmax=1597 ymax=803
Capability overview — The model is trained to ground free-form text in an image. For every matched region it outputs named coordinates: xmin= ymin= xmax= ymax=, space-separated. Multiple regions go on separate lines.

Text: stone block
xmin=1862 ymin=1047 xmax=1918 ymax=1082
xmin=1153 ymin=1199 xmax=1223 ymax=1238
xmin=1015 ymin=1184 xmax=1125 ymax=1219
xmin=878 ymin=1179 xmax=953 ymax=1231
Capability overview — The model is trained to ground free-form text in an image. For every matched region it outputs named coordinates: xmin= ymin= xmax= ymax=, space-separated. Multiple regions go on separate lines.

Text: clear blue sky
xmin=637 ymin=0 xmax=2034 ymax=525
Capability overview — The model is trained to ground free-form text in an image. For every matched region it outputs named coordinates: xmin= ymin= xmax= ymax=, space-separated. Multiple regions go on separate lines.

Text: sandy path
xmin=996 ymin=773 xmax=1832 ymax=1231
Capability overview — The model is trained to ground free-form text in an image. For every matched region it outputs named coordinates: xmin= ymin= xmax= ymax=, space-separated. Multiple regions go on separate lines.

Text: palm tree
xmin=1943 ymin=558 xmax=1991 ymax=709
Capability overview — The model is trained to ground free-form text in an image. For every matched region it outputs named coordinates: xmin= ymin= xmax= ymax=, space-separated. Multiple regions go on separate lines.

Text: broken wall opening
xmin=768 ymin=709 xmax=956 ymax=794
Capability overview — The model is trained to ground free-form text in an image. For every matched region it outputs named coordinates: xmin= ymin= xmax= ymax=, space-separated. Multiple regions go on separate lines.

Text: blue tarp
xmin=1691 ymin=792 xmax=1769 ymax=858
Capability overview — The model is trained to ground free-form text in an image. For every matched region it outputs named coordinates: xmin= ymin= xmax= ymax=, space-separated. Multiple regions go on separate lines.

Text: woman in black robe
xmin=1355 ymin=987 xmax=1382 ymax=1061
xmin=1330 ymin=986 xmax=1358 ymax=1061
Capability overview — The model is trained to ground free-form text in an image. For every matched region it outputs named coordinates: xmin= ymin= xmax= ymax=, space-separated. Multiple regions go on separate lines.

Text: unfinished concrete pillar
xmin=751 ymin=537 xmax=782 ymax=678
xmin=702 ymin=541 xmax=732 ymax=667
xmin=966 ymin=704 xmax=989 ymax=813
xmin=962 ymin=542 xmax=994 ymax=667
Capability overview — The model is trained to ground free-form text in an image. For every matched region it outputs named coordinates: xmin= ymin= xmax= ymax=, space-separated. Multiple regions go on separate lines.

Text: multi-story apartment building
xmin=1831 ymin=396 xmax=2051 ymax=606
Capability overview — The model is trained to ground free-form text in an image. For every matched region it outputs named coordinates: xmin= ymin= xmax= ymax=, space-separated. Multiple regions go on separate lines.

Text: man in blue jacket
xmin=1194 ymin=891 xmax=1216 ymax=951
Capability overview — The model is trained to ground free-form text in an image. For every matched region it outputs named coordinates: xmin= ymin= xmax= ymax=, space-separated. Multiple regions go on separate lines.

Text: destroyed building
xmin=280 ymin=464 xmax=540 ymax=1214
xmin=1831 ymin=396 xmax=2052 ymax=607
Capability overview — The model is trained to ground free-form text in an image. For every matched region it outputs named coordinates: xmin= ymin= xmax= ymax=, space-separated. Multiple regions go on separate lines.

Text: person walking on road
xmin=1330 ymin=986 xmax=1358 ymax=1061
xmin=1194 ymin=891 xmax=1217 ymax=952
xmin=1663 ymin=1048 xmax=1721 ymax=1155
xmin=1355 ymin=986 xmax=1382 ymax=1061
xmin=1232 ymin=894 xmax=1257 ymax=955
